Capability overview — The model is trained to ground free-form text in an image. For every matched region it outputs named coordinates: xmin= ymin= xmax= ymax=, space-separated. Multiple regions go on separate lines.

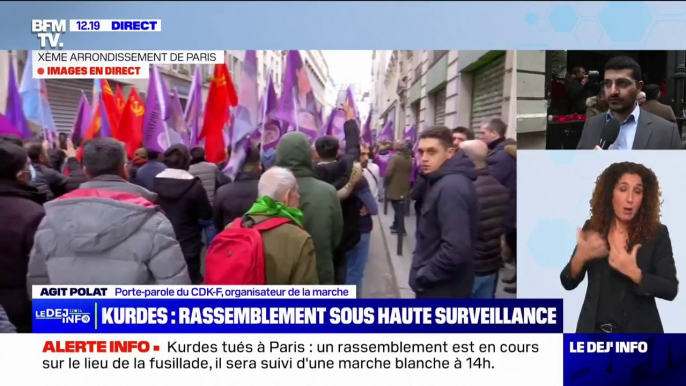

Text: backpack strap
xmin=230 ymin=217 xmax=245 ymax=229
xmin=251 ymin=217 xmax=293 ymax=231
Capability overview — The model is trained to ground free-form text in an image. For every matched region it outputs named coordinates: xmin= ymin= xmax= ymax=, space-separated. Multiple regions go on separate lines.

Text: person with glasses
xmin=560 ymin=162 xmax=678 ymax=333
xmin=576 ymin=56 xmax=681 ymax=150
xmin=0 ymin=142 xmax=46 ymax=333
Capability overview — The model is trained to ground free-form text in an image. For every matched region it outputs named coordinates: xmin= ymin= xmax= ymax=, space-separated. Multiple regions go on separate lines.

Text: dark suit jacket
xmin=576 ymin=109 xmax=681 ymax=149
xmin=560 ymin=222 xmax=678 ymax=333
xmin=641 ymin=100 xmax=677 ymax=124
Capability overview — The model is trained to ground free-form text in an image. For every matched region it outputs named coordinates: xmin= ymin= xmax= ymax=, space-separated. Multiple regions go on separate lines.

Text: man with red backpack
xmin=205 ymin=166 xmax=318 ymax=285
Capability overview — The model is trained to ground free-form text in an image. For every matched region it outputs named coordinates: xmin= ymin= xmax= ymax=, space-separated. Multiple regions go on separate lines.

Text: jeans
xmin=199 ymin=219 xmax=218 ymax=246
xmin=473 ymin=273 xmax=499 ymax=299
xmin=346 ymin=233 xmax=371 ymax=297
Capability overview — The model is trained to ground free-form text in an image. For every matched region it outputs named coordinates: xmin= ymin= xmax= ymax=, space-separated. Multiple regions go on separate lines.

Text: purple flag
xmin=185 ymin=66 xmax=203 ymax=147
xmin=276 ymin=50 xmax=318 ymax=141
xmin=71 ymin=93 xmax=91 ymax=143
xmin=261 ymin=72 xmax=282 ymax=152
xmin=5 ymin=60 xmax=31 ymax=139
xmin=142 ymin=66 xmax=172 ymax=153
xmin=98 ymin=93 xmax=112 ymax=138
xmin=224 ymin=51 xmax=259 ymax=180
xmin=362 ymin=108 xmax=372 ymax=145
xmin=167 ymin=88 xmax=190 ymax=146
xmin=403 ymin=123 xmax=416 ymax=144
xmin=377 ymin=119 xmax=394 ymax=143
xmin=345 ymin=86 xmax=360 ymax=125
xmin=325 ymin=108 xmax=347 ymax=143
xmin=0 ymin=112 xmax=22 ymax=137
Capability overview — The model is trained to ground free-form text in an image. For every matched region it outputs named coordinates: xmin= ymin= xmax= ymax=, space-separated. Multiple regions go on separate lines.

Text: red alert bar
xmin=42 ymin=341 xmax=153 ymax=353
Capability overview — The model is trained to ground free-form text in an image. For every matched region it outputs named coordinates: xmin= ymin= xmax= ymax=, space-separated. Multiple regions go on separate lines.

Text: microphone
xmin=598 ymin=118 xmax=621 ymax=150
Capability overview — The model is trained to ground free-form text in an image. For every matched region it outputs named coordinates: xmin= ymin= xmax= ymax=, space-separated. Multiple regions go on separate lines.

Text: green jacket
xmin=385 ymin=152 xmax=413 ymax=201
xmin=276 ymin=132 xmax=343 ymax=284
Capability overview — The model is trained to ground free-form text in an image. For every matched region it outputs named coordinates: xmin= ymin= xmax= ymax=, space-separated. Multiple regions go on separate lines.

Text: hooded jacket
xmin=487 ymin=137 xmax=517 ymax=233
xmin=410 ymin=152 xmax=478 ymax=297
xmin=277 ymin=132 xmax=343 ymax=285
xmin=153 ymin=169 xmax=212 ymax=258
xmin=27 ymin=187 xmax=190 ymax=288
xmin=0 ymin=180 xmax=45 ymax=332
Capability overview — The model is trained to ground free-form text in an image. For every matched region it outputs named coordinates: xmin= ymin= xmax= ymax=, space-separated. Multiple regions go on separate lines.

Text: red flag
xmin=116 ymin=84 xmax=126 ymax=114
xmin=201 ymin=64 xmax=238 ymax=163
xmin=101 ymin=80 xmax=122 ymax=130
xmin=83 ymin=98 xmax=102 ymax=141
xmin=116 ymin=88 xmax=145 ymax=159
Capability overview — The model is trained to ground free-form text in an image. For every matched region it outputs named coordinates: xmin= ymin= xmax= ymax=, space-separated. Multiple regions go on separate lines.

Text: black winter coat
xmin=410 ymin=152 xmax=478 ymax=298
xmin=314 ymin=120 xmax=362 ymax=279
xmin=487 ymin=137 xmax=517 ymax=233
xmin=152 ymin=169 xmax=212 ymax=259
xmin=0 ymin=180 xmax=45 ymax=332
xmin=212 ymin=172 xmax=260 ymax=231
xmin=473 ymin=169 xmax=509 ymax=275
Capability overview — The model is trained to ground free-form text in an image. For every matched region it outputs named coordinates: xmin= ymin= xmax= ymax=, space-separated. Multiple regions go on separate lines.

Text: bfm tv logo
xmin=36 ymin=309 xmax=91 ymax=324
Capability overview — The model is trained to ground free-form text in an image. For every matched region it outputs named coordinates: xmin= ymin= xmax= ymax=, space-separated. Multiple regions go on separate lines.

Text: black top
xmin=595 ymin=261 xmax=631 ymax=328
xmin=152 ymin=173 xmax=212 ymax=257
xmin=212 ymin=171 xmax=260 ymax=231
xmin=560 ymin=221 xmax=678 ymax=333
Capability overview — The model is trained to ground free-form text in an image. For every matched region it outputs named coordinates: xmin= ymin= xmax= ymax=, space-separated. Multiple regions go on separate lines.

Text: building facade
xmin=371 ymin=50 xmax=517 ymax=141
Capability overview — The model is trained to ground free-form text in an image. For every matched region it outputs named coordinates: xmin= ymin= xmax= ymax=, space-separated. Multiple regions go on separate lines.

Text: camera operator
xmin=566 ymin=67 xmax=597 ymax=114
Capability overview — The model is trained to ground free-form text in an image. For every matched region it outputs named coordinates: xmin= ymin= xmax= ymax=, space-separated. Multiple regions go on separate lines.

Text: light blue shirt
xmin=607 ymin=104 xmax=640 ymax=150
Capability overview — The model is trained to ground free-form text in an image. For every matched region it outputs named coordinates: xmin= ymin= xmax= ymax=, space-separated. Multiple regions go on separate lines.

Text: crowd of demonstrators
xmin=27 ymin=138 xmax=190 ymax=288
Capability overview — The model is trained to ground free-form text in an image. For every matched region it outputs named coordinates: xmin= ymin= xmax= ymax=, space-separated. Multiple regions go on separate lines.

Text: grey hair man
xmin=28 ymin=138 xmax=190 ymax=289
xmin=238 ymin=166 xmax=318 ymax=284
xmin=460 ymin=140 xmax=509 ymax=299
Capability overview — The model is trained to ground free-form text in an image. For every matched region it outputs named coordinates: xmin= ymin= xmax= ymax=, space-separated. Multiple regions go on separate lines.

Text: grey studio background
xmin=518 ymin=151 xmax=686 ymax=333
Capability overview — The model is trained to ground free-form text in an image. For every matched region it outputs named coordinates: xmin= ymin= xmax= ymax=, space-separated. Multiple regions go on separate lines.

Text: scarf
xmin=245 ymin=196 xmax=304 ymax=227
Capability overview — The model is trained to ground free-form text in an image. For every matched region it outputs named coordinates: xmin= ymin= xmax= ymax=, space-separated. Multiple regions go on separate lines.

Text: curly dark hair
xmin=589 ymin=162 xmax=661 ymax=249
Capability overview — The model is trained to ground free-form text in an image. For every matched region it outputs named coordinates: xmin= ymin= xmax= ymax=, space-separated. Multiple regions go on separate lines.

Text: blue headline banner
xmin=32 ymin=299 xmax=562 ymax=334
xmin=564 ymin=334 xmax=686 ymax=385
